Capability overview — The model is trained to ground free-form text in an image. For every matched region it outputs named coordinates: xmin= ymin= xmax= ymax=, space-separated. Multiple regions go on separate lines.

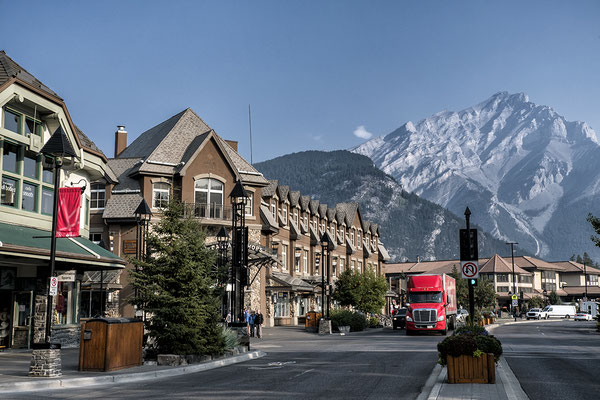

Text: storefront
xmin=266 ymin=271 xmax=316 ymax=326
xmin=0 ymin=223 xmax=125 ymax=349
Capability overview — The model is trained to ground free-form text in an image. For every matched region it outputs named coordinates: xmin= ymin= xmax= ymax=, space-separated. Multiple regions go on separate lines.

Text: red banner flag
xmin=56 ymin=187 xmax=81 ymax=238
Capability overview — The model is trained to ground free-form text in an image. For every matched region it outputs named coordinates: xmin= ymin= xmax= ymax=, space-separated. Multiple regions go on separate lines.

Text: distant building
xmin=385 ymin=255 xmax=600 ymax=309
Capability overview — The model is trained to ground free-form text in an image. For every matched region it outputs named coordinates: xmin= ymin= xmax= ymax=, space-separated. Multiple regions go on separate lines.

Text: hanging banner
xmin=56 ymin=187 xmax=81 ymax=238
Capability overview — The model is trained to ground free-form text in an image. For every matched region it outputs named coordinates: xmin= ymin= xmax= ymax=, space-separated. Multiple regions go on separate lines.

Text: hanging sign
xmin=56 ymin=187 xmax=81 ymax=238
xmin=57 ymin=270 xmax=76 ymax=282
xmin=49 ymin=277 xmax=59 ymax=296
xmin=123 ymin=240 xmax=137 ymax=254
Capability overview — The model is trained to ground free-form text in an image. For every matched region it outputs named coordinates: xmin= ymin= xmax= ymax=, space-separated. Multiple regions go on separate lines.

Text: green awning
xmin=0 ymin=222 xmax=125 ymax=271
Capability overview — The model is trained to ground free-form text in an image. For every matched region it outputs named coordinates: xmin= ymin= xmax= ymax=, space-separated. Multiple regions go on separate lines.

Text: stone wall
xmin=51 ymin=325 xmax=80 ymax=348
xmin=33 ymin=295 xmax=47 ymax=344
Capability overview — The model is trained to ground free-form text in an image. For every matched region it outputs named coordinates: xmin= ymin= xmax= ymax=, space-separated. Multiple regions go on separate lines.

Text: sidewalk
xmin=419 ymin=317 xmax=564 ymax=400
xmin=0 ymin=346 xmax=264 ymax=394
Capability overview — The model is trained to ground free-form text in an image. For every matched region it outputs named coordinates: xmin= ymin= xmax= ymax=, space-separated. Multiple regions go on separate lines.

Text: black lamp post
xmin=583 ymin=260 xmax=588 ymax=301
xmin=320 ymin=232 xmax=332 ymax=320
xmin=216 ymin=226 xmax=230 ymax=319
xmin=229 ymin=180 xmax=249 ymax=322
xmin=506 ymin=242 xmax=518 ymax=322
xmin=134 ymin=198 xmax=152 ymax=319
xmin=39 ymin=126 xmax=77 ymax=346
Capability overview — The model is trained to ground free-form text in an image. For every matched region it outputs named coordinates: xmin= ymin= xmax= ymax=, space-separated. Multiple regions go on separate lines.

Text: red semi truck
xmin=405 ymin=274 xmax=457 ymax=335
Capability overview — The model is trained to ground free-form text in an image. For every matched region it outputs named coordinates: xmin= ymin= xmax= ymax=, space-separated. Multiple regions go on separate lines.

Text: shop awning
xmin=267 ymin=271 xmax=316 ymax=293
xmin=0 ymin=223 xmax=126 ymax=271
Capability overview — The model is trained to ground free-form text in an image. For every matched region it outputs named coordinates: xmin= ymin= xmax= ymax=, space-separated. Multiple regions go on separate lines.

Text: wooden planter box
xmin=447 ymin=353 xmax=496 ymax=384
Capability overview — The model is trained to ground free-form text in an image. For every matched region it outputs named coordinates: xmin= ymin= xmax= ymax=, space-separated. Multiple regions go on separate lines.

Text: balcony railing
xmin=183 ymin=202 xmax=232 ymax=221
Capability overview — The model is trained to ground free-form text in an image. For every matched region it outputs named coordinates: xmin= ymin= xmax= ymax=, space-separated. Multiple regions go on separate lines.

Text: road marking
xmin=292 ymin=369 xmax=314 ymax=378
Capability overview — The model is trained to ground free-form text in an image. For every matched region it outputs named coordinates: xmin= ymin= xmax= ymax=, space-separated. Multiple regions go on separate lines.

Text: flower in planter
xmin=437 ymin=324 xmax=502 ymax=366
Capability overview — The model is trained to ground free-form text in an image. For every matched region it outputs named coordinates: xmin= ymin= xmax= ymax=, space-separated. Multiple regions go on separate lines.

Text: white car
xmin=574 ymin=312 xmax=593 ymax=321
xmin=456 ymin=309 xmax=469 ymax=322
xmin=526 ymin=308 xmax=548 ymax=320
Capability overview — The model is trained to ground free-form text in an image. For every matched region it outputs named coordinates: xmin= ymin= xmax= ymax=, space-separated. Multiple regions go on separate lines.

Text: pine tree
xmin=131 ymin=200 xmax=225 ymax=355
xmin=588 ymin=213 xmax=600 ymax=248
xmin=576 ymin=255 xmax=583 ymax=264
xmin=583 ymin=252 xmax=594 ymax=267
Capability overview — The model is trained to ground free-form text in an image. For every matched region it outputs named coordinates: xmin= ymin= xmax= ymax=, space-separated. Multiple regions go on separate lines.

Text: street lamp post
xmin=216 ymin=226 xmax=230 ymax=320
xmin=320 ymin=234 xmax=332 ymax=319
xmin=229 ymin=180 xmax=249 ymax=322
xmin=134 ymin=199 xmax=152 ymax=320
xmin=506 ymin=242 xmax=518 ymax=322
xmin=583 ymin=260 xmax=588 ymax=301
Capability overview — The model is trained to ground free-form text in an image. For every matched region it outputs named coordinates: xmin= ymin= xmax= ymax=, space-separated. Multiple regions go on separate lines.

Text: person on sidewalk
xmin=244 ymin=308 xmax=250 ymax=334
xmin=249 ymin=311 xmax=256 ymax=337
xmin=255 ymin=310 xmax=264 ymax=338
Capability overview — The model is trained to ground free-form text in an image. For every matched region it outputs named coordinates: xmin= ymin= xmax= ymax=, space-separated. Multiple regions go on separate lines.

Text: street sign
xmin=511 ymin=294 xmax=518 ymax=300
xmin=512 ymin=299 xmax=518 ymax=307
xmin=461 ymin=260 xmax=479 ymax=279
xmin=49 ymin=276 xmax=58 ymax=296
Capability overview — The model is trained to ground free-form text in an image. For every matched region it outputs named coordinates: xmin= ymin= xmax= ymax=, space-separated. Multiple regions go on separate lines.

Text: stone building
xmin=0 ymin=51 xmax=125 ymax=349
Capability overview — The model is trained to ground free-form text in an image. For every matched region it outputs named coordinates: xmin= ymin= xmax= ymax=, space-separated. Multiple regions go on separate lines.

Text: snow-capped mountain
xmin=354 ymin=92 xmax=600 ymax=260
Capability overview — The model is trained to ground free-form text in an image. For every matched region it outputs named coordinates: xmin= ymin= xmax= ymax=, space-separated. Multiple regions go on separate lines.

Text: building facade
xmin=0 ymin=51 xmax=125 ymax=349
xmin=92 ymin=109 xmax=391 ymax=326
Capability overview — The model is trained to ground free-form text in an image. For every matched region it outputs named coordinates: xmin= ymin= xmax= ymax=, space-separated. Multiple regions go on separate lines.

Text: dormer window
xmin=90 ymin=183 xmax=105 ymax=210
xmin=153 ymin=182 xmax=170 ymax=208
xmin=2 ymin=107 xmax=43 ymax=136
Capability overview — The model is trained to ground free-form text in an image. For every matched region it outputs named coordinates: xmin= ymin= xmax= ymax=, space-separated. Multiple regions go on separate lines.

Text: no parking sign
xmin=49 ymin=277 xmax=58 ymax=296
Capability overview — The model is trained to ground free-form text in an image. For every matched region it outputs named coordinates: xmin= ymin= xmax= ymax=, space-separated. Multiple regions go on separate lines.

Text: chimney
xmin=416 ymin=255 xmax=420 ymax=263
xmin=114 ymin=126 xmax=127 ymax=158
xmin=225 ymin=140 xmax=238 ymax=152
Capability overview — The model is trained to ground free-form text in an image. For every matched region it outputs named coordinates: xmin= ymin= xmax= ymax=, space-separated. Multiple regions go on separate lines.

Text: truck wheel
xmin=406 ymin=330 xmax=413 ymax=336
xmin=393 ymin=326 xmax=397 ymax=330
xmin=565 ymin=315 xmax=570 ymax=319
xmin=537 ymin=316 xmax=540 ymax=320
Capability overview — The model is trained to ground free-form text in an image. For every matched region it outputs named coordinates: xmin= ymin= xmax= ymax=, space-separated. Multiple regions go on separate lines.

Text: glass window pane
xmin=210 ymin=180 xmax=223 ymax=191
xmin=42 ymin=187 xmax=54 ymax=214
xmin=195 ymin=178 xmax=208 ymax=189
xmin=21 ymin=182 xmax=36 ymax=212
xmin=42 ymin=162 xmax=54 ymax=184
xmin=23 ymin=151 xmax=38 ymax=179
xmin=2 ymin=142 xmax=19 ymax=173
xmin=209 ymin=192 xmax=222 ymax=205
xmin=3 ymin=109 xmax=20 ymax=133
xmin=195 ymin=191 xmax=207 ymax=204
xmin=1 ymin=177 xmax=18 ymax=207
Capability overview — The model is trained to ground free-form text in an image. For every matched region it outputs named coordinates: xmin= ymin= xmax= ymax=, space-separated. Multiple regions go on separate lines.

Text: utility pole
xmin=506 ymin=242 xmax=518 ymax=322
xmin=584 ymin=260 xmax=588 ymax=301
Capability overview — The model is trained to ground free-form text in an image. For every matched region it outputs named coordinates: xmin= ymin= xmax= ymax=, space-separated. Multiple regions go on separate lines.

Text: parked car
xmin=542 ymin=305 xmax=577 ymax=319
xmin=526 ymin=308 xmax=548 ymax=320
xmin=574 ymin=312 xmax=593 ymax=321
xmin=392 ymin=308 xmax=407 ymax=330
xmin=456 ymin=309 xmax=469 ymax=322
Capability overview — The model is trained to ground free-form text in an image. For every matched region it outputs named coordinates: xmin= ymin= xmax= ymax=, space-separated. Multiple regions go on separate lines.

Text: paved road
xmin=6 ymin=327 xmax=443 ymax=399
xmin=494 ymin=320 xmax=600 ymax=400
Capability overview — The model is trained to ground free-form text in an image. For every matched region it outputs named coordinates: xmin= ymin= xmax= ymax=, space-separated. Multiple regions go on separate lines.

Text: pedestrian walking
xmin=244 ymin=308 xmax=250 ymax=334
xmin=255 ymin=310 xmax=264 ymax=338
xmin=249 ymin=311 xmax=256 ymax=337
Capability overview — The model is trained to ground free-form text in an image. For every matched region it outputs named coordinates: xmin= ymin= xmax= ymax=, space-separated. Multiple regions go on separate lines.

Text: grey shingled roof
xmin=102 ymin=193 xmax=144 ymax=219
xmin=362 ymin=220 xmax=371 ymax=233
xmin=309 ymin=200 xmax=320 ymax=214
xmin=107 ymin=158 xmax=141 ymax=191
xmin=300 ymin=195 xmax=310 ymax=211
xmin=337 ymin=202 xmax=358 ymax=226
xmin=0 ymin=50 xmax=60 ymax=98
xmin=336 ymin=210 xmax=346 ymax=225
xmin=216 ymin=135 xmax=268 ymax=186
xmin=277 ymin=185 xmax=290 ymax=200
xmin=318 ymin=204 xmax=328 ymax=218
xmin=262 ymin=180 xmax=278 ymax=198
xmin=289 ymin=191 xmax=300 ymax=207
xmin=326 ymin=208 xmax=336 ymax=221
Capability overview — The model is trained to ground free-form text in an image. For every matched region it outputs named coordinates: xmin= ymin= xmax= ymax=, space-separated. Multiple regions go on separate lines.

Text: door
xmin=11 ymin=291 xmax=33 ymax=349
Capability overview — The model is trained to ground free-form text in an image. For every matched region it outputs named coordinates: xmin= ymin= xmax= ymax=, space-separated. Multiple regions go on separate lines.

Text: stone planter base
xmin=29 ymin=345 xmax=62 ymax=377
xmin=447 ymin=353 xmax=495 ymax=384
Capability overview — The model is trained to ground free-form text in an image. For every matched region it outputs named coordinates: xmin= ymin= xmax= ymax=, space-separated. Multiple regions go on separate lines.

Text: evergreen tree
xmin=570 ymin=254 xmax=576 ymax=261
xmin=333 ymin=269 xmax=361 ymax=308
xmin=131 ymin=200 xmax=225 ymax=355
xmin=583 ymin=252 xmax=594 ymax=266
xmin=548 ymin=291 xmax=560 ymax=305
xmin=576 ymin=255 xmax=583 ymax=264
xmin=588 ymin=213 xmax=600 ymax=248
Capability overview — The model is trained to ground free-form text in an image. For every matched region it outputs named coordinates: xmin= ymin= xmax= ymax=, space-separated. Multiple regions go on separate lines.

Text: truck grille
xmin=413 ymin=309 xmax=437 ymax=324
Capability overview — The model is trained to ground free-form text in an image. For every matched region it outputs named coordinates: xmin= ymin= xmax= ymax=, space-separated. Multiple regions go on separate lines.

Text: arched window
xmin=152 ymin=182 xmax=170 ymax=208
xmin=194 ymin=178 xmax=224 ymax=218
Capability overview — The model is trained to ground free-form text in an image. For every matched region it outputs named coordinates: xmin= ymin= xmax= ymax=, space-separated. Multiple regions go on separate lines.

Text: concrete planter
xmin=447 ymin=353 xmax=495 ymax=384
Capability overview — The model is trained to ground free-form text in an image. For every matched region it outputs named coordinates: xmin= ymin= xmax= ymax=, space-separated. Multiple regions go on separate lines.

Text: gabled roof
xmin=300 ymin=195 xmax=311 ymax=211
xmin=260 ymin=205 xmax=279 ymax=233
xmin=102 ymin=193 xmax=144 ymax=220
xmin=337 ymin=202 xmax=359 ymax=226
xmin=362 ymin=220 xmax=371 ymax=233
xmin=326 ymin=208 xmax=337 ymax=221
xmin=378 ymin=244 xmax=391 ymax=261
xmin=289 ymin=191 xmax=301 ymax=207
xmin=107 ymin=158 xmax=141 ymax=191
xmin=277 ymin=185 xmax=290 ymax=200
xmin=371 ymin=223 xmax=380 ymax=236
xmin=516 ymin=256 xmax=564 ymax=271
xmin=479 ymin=254 xmax=530 ymax=275
xmin=318 ymin=204 xmax=328 ymax=219
xmin=0 ymin=50 xmax=60 ymax=98
xmin=309 ymin=200 xmax=320 ymax=214
xmin=262 ymin=180 xmax=278 ymax=198
xmin=335 ymin=210 xmax=346 ymax=225
xmin=551 ymin=261 xmax=600 ymax=274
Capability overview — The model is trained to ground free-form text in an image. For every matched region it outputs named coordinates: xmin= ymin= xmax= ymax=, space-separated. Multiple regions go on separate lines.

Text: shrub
xmin=330 ymin=310 xmax=368 ymax=332
xmin=221 ymin=325 xmax=239 ymax=351
xmin=368 ymin=316 xmax=379 ymax=328
xmin=454 ymin=324 xmax=488 ymax=336
xmin=437 ymin=332 xmax=502 ymax=366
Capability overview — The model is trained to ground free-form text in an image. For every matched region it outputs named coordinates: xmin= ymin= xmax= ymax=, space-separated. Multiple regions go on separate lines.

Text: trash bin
xmin=79 ymin=317 xmax=143 ymax=372
xmin=305 ymin=311 xmax=322 ymax=332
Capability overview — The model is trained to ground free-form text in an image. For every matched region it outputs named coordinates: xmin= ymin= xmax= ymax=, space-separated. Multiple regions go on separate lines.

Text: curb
xmin=0 ymin=350 xmax=266 ymax=394
xmin=416 ymin=363 xmax=443 ymax=400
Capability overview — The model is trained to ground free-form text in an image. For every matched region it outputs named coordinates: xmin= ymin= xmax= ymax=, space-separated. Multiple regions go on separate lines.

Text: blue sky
xmin=1 ymin=0 xmax=599 ymax=163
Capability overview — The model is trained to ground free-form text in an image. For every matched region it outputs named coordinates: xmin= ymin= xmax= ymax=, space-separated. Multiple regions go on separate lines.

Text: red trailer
xmin=405 ymin=274 xmax=457 ymax=335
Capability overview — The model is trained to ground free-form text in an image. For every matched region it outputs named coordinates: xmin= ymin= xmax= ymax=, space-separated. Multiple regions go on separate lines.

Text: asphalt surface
xmin=494 ymin=319 xmax=600 ymax=400
xmin=4 ymin=326 xmax=442 ymax=399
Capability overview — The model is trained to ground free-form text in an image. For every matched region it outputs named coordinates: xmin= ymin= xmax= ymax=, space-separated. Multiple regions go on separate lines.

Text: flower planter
xmin=447 ymin=353 xmax=496 ymax=384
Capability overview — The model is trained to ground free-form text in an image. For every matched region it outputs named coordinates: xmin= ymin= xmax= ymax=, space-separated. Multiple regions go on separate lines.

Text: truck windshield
xmin=408 ymin=292 xmax=442 ymax=303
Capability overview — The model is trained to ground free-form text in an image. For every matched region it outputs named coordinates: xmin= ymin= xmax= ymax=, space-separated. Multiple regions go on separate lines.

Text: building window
xmin=496 ymin=274 xmax=509 ymax=282
xmin=303 ymin=250 xmax=308 ymax=274
xmin=282 ymin=207 xmax=288 ymax=225
xmin=274 ymin=294 xmax=290 ymax=317
xmin=518 ymin=275 xmax=532 ymax=284
xmin=295 ymin=251 xmax=300 ymax=272
xmin=543 ymin=283 xmax=556 ymax=292
xmin=358 ymin=261 xmax=363 ymax=272
xmin=339 ymin=258 xmax=345 ymax=273
xmin=194 ymin=178 xmax=223 ymax=217
xmin=282 ymin=244 xmax=288 ymax=270
xmin=245 ymin=193 xmax=253 ymax=216
xmin=89 ymin=233 xmax=102 ymax=245
xmin=333 ymin=259 xmax=337 ymax=277
xmin=271 ymin=203 xmax=276 ymax=219
xmin=3 ymin=108 xmax=20 ymax=134
xmin=21 ymin=182 xmax=37 ymax=212
xmin=351 ymin=260 xmax=355 ymax=270
xmin=79 ymin=290 xmax=105 ymax=319
xmin=2 ymin=141 xmax=19 ymax=174
xmin=153 ymin=182 xmax=170 ymax=208
xmin=23 ymin=151 xmax=39 ymax=179
xmin=497 ymin=286 xmax=510 ymax=292
xmin=25 ymin=117 xmax=42 ymax=136
xmin=90 ymin=183 xmax=105 ymax=210
xmin=542 ymin=271 xmax=555 ymax=281
xmin=587 ymin=275 xmax=599 ymax=284
xmin=351 ymin=230 xmax=355 ymax=245
xmin=1 ymin=176 xmax=18 ymax=207
xmin=303 ymin=215 xmax=308 ymax=229
xmin=55 ymin=282 xmax=76 ymax=325
xmin=41 ymin=187 xmax=53 ymax=215
xmin=315 ymin=253 xmax=320 ymax=275
xmin=357 ymin=231 xmax=362 ymax=249
xmin=294 ymin=210 xmax=299 ymax=226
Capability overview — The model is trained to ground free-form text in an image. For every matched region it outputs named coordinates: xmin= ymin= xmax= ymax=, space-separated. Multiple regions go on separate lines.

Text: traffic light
xmin=469 ymin=279 xmax=477 ymax=287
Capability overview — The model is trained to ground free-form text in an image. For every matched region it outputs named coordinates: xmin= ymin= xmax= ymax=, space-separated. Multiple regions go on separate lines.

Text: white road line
xmin=292 ymin=369 xmax=315 ymax=379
